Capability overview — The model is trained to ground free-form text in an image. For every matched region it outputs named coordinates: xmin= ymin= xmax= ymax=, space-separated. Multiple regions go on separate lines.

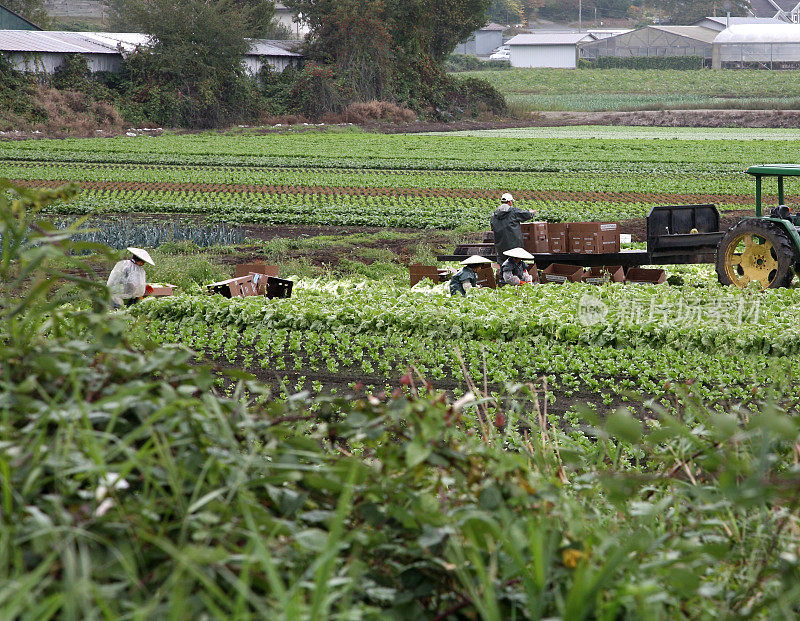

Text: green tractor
xmin=716 ymin=164 xmax=800 ymax=289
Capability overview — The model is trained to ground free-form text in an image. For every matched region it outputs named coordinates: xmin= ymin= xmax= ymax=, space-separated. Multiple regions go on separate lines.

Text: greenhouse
xmin=579 ymin=25 xmax=717 ymax=62
xmin=713 ymin=24 xmax=800 ymax=68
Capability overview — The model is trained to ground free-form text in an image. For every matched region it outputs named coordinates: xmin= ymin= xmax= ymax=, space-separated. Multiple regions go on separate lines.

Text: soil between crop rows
xmin=199 ymin=345 xmax=644 ymax=419
xmin=13 ymin=178 xmax=763 ymax=206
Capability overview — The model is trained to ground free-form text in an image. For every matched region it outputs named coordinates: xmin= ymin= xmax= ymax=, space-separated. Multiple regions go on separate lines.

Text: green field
xmin=4 ymin=127 xmax=800 ymax=227
xmin=457 ymin=68 xmax=800 ymax=111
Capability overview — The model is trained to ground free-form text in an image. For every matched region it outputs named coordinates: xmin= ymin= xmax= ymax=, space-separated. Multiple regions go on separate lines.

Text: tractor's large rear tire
xmin=716 ymin=219 xmax=797 ymax=289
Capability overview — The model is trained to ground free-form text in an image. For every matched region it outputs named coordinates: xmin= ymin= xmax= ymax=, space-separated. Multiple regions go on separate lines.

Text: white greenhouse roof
xmin=507 ymin=32 xmax=594 ymax=46
xmin=715 ymin=24 xmax=800 ymax=44
xmin=0 ymin=30 xmax=119 ymax=54
xmin=650 ymin=25 xmax=718 ymax=44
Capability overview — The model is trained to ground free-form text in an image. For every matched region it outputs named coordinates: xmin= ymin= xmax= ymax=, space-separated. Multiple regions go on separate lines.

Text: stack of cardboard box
xmin=521 ymin=222 xmax=621 ymax=255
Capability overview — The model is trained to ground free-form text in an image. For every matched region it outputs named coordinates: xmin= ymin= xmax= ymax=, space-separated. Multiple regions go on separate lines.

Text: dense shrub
xmin=0 ymin=54 xmax=46 ymax=130
xmin=581 ymin=55 xmax=706 ymax=70
xmin=288 ymin=62 xmax=346 ymax=118
xmin=445 ymin=54 xmax=512 ymax=72
xmin=453 ymin=76 xmax=507 ymax=116
xmin=330 ymin=100 xmax=418 ymax=124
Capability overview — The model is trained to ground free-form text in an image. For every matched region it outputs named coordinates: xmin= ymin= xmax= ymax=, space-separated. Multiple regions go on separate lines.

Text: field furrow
xmin=12 ymin=177 xmax=763 ymax=207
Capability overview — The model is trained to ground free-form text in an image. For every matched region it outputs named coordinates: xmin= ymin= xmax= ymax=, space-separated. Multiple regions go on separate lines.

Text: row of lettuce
xmin=129 ymin=279 xmax=800 ymax=411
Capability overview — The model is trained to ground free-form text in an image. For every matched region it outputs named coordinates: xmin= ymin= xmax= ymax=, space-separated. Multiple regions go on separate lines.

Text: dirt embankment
xmin=533 ymin=109 xmax=800 ymax=129
xmin=5 ymin=108 xmax=799 ymax=141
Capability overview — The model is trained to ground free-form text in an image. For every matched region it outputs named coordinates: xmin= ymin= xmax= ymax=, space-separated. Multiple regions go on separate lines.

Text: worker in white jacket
xmin=107 ymin=247 xmax=154 ymax=308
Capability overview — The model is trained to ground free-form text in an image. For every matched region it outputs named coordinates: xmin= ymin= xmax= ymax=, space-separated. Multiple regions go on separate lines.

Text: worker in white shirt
xmin=107 ymin=247 xmax=154 ymax=308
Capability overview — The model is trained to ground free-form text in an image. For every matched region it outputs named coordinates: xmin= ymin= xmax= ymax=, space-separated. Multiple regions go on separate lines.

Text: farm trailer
xmin=439 ymin=165 xmax=800 ymax=290
xmin=438 ymin=204 xmax=724 ymax=270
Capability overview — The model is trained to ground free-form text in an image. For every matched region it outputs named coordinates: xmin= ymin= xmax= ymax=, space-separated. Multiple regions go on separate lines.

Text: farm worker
xmin=450 ymin=255 xmax=492 ymax=296
xmin=107 ymin=247 xmax=154 ymax=308
xmin=501 ymin=247 xmax=535 ymax=286
xmin=490 ymin=193 xmax=537 ymax=260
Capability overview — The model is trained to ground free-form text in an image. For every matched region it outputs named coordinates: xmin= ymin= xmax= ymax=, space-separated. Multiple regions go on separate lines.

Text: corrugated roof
xmin=507 ymin=32 xmax=594 ymax=46
xmin=78 ymin=32 xmax=151 ymax=52
xmin=0 ymin=30 xmax=301 ymax=58
xmin=247 ymin=39 xmax=302 ymax=57
xmin=0 ymin=30 xmax=119 ymax=53
xmin=650 ymin=25 xmax=718 ymax=44
xmin=715 ymin=23 xmax=800 ymax=43
xmin=702 ymin=16 xmax=786 ymax=26
xmin=481 ymin=23 xmax=506 ymax=31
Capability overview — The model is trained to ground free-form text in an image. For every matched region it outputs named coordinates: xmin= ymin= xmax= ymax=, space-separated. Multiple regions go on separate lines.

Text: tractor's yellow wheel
xmin=716 ymin=219 xmax=797 ymax=289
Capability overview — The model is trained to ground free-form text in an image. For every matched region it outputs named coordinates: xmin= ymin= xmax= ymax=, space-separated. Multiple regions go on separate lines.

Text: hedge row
xmin=579 ymin=55 xmax=706 ymax=70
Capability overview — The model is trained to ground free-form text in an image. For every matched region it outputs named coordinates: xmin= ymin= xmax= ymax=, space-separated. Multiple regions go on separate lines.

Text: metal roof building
xmin=712 ymin=23 xmax=800 ymax=67
xmin=579 ymin=25 xmax=718 ymax=61
xmin=0 ymin=30 xmax=302 ymax=74
xmin=453 ymin=23 xmax=505 ymax=57
xmin=507 ymin=32 xmax=595 ymax=68
xmin=0 ymin=30 xmax=121 ymax=73
xmin=244 ymin=39 xmax=302 ymax=74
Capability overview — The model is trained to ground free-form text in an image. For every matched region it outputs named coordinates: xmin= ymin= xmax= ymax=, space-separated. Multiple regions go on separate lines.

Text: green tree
xmin=488 ymin=0 xmax=524 ymax=23
xmin=286 ymin=0 xmax=499 ymax=116
xmin=113 ymin=0 xmax=273 ymax=127
xmin=1 ymin=0 xmax=50 ymax=27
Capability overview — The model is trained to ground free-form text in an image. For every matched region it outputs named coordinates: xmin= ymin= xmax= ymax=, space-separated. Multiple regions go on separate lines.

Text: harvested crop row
xmin=13 ymin=178 xmax=761 ymax=206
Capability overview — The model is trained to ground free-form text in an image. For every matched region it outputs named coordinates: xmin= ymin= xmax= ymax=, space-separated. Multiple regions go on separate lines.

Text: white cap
xmin=460 ymin=255 xmax=492 ymax=266
xmin=504 ymin=247 xmax=534 ymax=260
xmin=127 ymin=247 xmax=155 ymax=266
xmin=501 ymin=192 xmax=514 ymax=203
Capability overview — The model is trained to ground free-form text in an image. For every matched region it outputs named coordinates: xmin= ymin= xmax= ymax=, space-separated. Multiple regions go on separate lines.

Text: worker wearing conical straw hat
xmin=500 ymin=247 xmax=535 ymax=286
xmin=107 ymin=247 xmax=154 ymax=308
xmin=449 ymin=255 xmax=492 ymax=296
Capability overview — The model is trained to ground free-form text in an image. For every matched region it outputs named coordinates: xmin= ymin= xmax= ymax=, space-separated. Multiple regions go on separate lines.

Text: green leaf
xmin=605 ymin=408 xmax=642 ymax=444
xmin=405 ymin=441 xmax=431 ymax=468
xmin=295 ymin=528 xmax=329 ymax=552
xmin=479 ymin=484 xmax=503 ymax=511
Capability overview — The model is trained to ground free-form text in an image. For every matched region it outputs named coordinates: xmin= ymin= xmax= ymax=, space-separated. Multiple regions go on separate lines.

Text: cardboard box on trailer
xmin=521 ymin=222 xmax=550 ymax=254
xmin=568 ymin=222 xmax=621 ymax=254
xmin=249 ymin=272 xmax=271 ymax=296
xmin=547 ymin=223 xmax=569 ymax=253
